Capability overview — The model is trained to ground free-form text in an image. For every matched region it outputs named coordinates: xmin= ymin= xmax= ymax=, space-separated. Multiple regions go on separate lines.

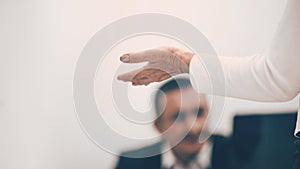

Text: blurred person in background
xmin=115 ymin=78 xmax=230 ymax=169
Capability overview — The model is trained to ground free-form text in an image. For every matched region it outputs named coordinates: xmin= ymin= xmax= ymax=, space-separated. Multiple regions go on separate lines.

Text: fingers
xmin=118 ymin=67 xmax=173 ymax=86
xmin=158 ymin=74 xmax=171 ymax=82
xmin=119 ymin=49 xmax=172 ymax=63
xmin=117 ymin=68 xmax=145 ymax=82
xmin=131 ymin=70 xmax=172 ymax=86
xmin=132 ymin=77 xmax=151 ymax=86
xmin=132 ymin=75 xmax=171 ymax=86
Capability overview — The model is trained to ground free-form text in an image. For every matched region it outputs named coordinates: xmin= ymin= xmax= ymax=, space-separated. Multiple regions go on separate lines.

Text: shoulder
xmin=120 ymin=141 xmax=163 ymax=157
xmin=115 ymin=142 xmax=163 ymax=169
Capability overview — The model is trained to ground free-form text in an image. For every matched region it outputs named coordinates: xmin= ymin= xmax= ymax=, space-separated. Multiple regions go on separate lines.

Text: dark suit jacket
xmin=115 ymin=135 xmax=231 ymax=169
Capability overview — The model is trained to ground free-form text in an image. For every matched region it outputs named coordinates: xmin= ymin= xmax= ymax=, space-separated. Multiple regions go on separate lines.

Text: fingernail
xmin=120 ymin=54 xmax=130 ymax=62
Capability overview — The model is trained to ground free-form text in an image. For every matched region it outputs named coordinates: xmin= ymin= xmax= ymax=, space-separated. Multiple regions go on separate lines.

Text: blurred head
xmin=154 ymin=78 xmax=209 ymax=155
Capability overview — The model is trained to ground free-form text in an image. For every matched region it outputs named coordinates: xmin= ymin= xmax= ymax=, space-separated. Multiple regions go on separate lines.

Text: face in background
xmin=154 ymin=86 xmax=209 ymax=155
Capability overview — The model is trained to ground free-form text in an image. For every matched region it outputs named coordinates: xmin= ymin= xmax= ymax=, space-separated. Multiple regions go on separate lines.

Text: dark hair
xmin=154 ymin=78 xmax=192 ymax=118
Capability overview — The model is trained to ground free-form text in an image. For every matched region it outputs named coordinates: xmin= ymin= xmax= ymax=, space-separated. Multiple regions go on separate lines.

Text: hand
xmin=117 ymin=46 xmax=194 ymax=86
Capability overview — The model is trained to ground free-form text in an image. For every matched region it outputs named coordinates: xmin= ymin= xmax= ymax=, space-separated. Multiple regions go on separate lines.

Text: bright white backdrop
xmin=0 ymin=0 xmax=299 ymax=169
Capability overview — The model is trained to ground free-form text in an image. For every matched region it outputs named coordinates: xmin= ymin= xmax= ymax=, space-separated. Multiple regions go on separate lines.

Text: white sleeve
xmin=189 ymin=0 xmax=300 ymax=102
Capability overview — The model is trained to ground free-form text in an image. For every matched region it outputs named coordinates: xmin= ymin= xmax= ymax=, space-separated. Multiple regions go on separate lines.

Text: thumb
xmin=119 ymin=49 xmax=171 ymax=63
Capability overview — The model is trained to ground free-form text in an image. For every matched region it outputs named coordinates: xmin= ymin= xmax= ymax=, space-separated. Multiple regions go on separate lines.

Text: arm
xmin=190 ymin=0 xmax=300 ymax=102
xmin=117 ymin=0 xmax=300 ymax=101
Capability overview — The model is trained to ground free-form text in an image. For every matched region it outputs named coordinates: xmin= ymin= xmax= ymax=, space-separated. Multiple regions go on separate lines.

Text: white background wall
xmin=0 ymin=0 xmax=299 ymax=169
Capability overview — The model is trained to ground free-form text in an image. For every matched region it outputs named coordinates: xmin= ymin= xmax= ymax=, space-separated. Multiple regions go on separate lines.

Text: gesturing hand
xmin=117 ymin=47 xmax=194 ymax=86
